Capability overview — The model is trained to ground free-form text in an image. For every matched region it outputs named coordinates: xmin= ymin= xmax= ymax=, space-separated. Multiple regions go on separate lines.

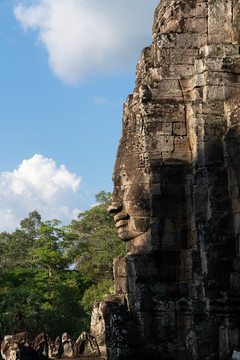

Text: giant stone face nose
xmin=107 ymin=200 xmax=122 ymax=214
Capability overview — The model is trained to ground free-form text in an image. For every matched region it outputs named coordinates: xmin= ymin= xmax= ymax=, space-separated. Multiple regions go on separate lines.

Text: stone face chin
xmin=116 ymin=217 xmax=150 ymax=241
xmin=92 ymin=0 xmax=240 ymax=359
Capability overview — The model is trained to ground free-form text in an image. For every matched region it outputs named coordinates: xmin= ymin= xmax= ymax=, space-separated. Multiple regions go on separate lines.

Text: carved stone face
xmin=108 ymin=86 xmax=169 ymax=243
xmin=108 ymin=101 xmax=152 ymax=242
xmin=108 ymin=166 xmax=151 ymax=241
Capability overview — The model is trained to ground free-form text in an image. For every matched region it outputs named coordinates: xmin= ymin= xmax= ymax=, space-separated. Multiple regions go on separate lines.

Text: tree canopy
xmin=0 ymin=191 xmax=125 ymax=340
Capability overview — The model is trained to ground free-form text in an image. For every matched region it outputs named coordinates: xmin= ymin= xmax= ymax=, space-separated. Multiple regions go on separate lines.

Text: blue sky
xmin=0 ymin=0 xmax=158 ymax=231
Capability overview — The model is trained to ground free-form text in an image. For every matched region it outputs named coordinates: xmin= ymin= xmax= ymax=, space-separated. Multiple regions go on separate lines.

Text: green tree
xmin=0 ymin=211 xmax=41 ymax=272
xmin=81 ymin=279 xmax=114 ymax=315
xmin=71 ymin=191 xmax=125 ymax=282
xmin=38 ymin=271 xmax=92 ymax=338
xmin=0 ymin=192 xmax=124 ymax=339
xmin=32 ymin=219 xmax=77 ymax=302
xmin=19 ymin=211 xmax=41 ymax=269
xmin=0 ymin=268 xmax=92 ymax=339
xmin=0 ymin=287 xmax=40 ymax=337
xmin=0 ymin=232 xmax=12 ymax=273
xmin=0 ymin=231 xmax=29 ymax=271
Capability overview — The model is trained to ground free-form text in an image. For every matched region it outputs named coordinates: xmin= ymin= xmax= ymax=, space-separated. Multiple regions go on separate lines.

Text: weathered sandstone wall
xmin=91 ymin=1 xmax=240 ymax=359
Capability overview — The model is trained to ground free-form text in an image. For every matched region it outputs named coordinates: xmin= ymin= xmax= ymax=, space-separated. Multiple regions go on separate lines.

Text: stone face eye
xmin=120 ymin=172 xmax=129 ymax=184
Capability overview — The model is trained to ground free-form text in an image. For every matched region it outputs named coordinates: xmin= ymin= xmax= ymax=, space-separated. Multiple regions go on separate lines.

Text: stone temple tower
xmin=91 ymin=1 xmax=240 ymax=359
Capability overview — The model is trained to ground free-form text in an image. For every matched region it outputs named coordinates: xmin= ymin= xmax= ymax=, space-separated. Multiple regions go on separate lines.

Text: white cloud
xmin=14 ymin=0 xmax=159 ymax=84
xmin=0 ymin=154 xmax=82 ymax=232
xmin=94 ymin=97 xmax=108 ymax=105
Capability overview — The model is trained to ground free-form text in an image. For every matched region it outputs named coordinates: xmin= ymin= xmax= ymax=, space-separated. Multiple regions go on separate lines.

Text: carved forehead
xmin=112 ymin=166 xmax=149 ymax=186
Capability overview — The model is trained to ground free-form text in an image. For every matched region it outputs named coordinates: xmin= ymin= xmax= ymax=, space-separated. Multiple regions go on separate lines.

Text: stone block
xmin=203 ymin=85 xmax=225 ymax=101
xmin=151 ymin=79 xmax=183 ymax=99
xmin=114 ymin=277 xmax=128 ymax=295
xmin=201 ymin=100 xmax=225 ymax=115
xmin=194 ymin=73 xmax=205 ymax=87
xmin=208 ymin=0 xmax=232 ymax=44
xmin=223 ymin=57 xmax=240 ymax=74
xmin=208 ymin=185 xmax=228 ymax=199
xmin=146 ymin=120 xmax=173 ymax=135
xmin=113 ymin=256 xmax=129 ymax=278
xmin=234 ymin=213 xmax=240 ymax=234
xmin=230 ymin=273 xmax=240 ymax=294
xmin=227 ymin=109 xmax=240 ymax=127
xmin=157 ymin=33 xmax=207 ymax=49
xmin=232 ymin=30 xmax=240 ymax=44
xmin=166 ymin=64 xmax=195 ymax=79
xmin=164 ymin=183 xmax=186 ymax=196
xmin=200 ymin=44 xmax=225 ymax=57
xmin=151 ymin=193 xmax=163 ymax=217
xmin=181 ymin=17 xmax=207 ymax=34
xmin=154 ymin=135 xmax=174 ymax=152
xmin=174 ymin=137 xmax=190 ymax=152
xmin=160 ymin=48 xmax=198 ymax=65
xmin=162 ymin=151 xmax=192 ymax=163
xmin=164 ymin=201 xmax=187 ymax=219
xmin=195 ymin=59 xmax=205 ymax=74
xmin=163 ymin=219 xmax=185 ymax=233
xmin=164 ymin=165 xmax=188 ymax=184
xmin=173 ymin=122 xmax=187 ymax=136
xmin=232 ymin=199 xmax=240 ymax=212
xmin=203 ymin=140 xmax=224 ymax=165
xmin=161 ymin=232 xmax=184 ymax=250
xmin=150 ymin=183 xmax=162 ymax=195
xmin=229 ymin=185 xmax=239 ymax=199
xmin=126 ymin=254 xmax=159 ymax=278
xmin=193 ymin=184 xmax=208 ymax=218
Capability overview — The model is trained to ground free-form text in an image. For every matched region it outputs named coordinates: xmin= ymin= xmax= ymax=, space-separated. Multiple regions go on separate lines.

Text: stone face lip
xmin=94 ymin=0 xmax=240 ymax=359
xmin=1 ymin=332 xmax=101 ymax=360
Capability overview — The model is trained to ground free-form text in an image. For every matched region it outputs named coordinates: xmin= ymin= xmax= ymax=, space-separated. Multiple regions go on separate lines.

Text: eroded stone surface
xmin=90 ymin=302 xmax=106 ymax=348
xmin=32 ymin=333 xmax=48 ymax=360
xmin=92 ymin=0 xmax=240 ymax=359
xmin=61 ymin=333 xmax=73 ymax=358
xmin=1 ymin=333 xmax=33 ymax=360
xmin=48 ymin=336 xmax=62 ymax=359
xmin=1 ymin=332 xmax=101 ymax=360
xmin=73 ymin=332 xmax=100 ymax=358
